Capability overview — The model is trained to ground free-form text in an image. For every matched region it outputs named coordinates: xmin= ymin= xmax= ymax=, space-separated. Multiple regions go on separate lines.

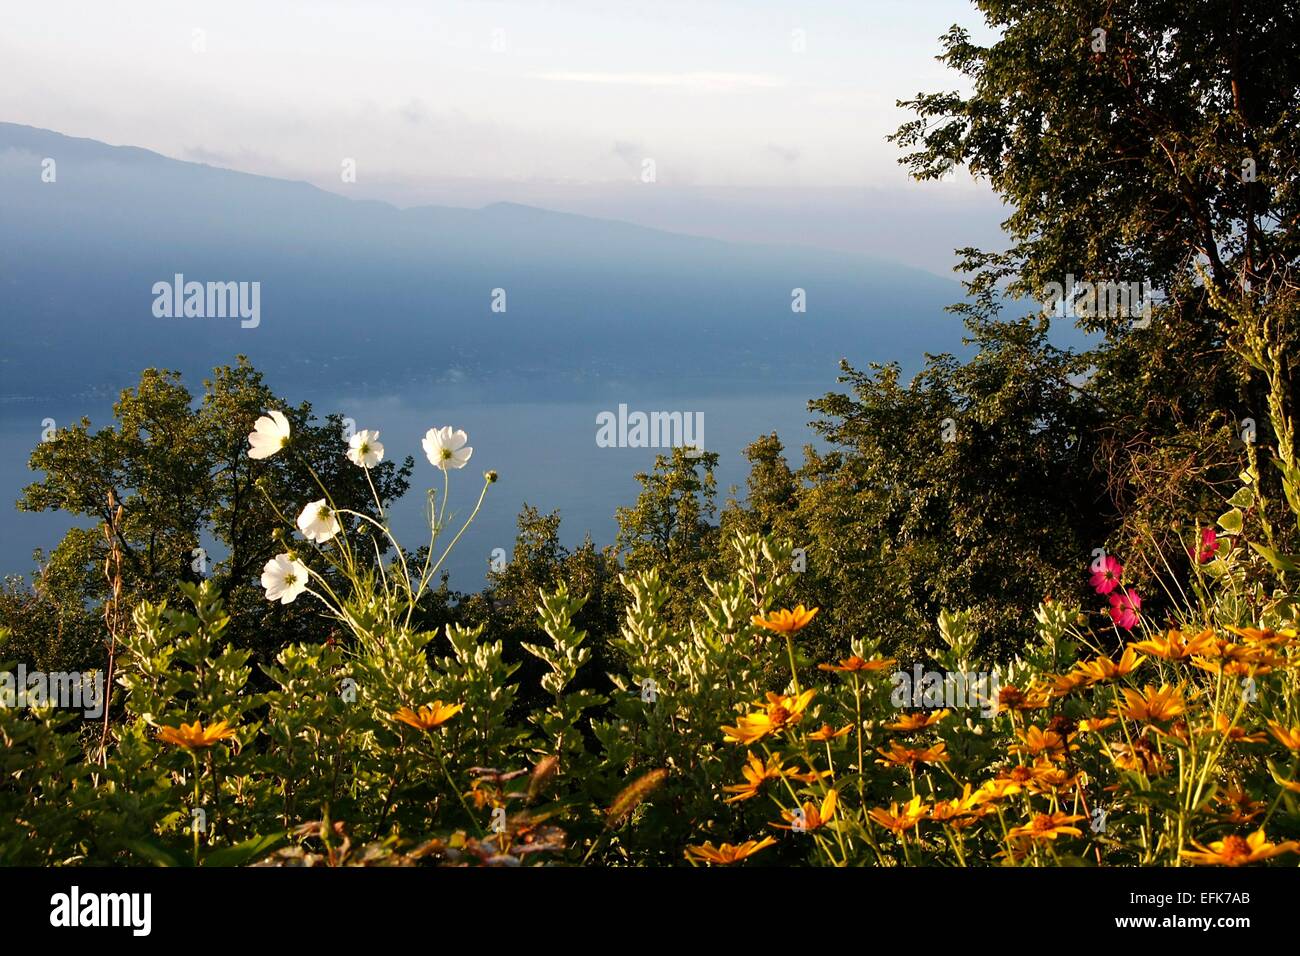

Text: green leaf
xmin=1248 ymin=542 xmax=1300 ymax=574
xmin=1217 ymin=509 xmax=1243 ymax=534
xmin=202 ymin=833 xmax=284 ymax=867
xmin=122 ymin=839 xmax=187 ymax=868
xmin=1227 ymin=487 xmax=1255 ymax=509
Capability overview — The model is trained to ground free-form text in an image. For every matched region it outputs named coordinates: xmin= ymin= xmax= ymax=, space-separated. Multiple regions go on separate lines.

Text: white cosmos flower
xmin=261 ymin=553 xmax=309 ymax=604
xmin=422 ymin=426 xmax=473 ymax=471
xmin=296 ymin=498 xmax=341 ymax=543
xmin=247 ymin=410 xmax=291 ymax=460
xmin=347 ymin=429 xmax=385 ymax=468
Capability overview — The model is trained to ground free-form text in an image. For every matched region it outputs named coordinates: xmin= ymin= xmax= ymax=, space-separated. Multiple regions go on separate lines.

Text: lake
xmin=0 ymin=385 xmax=828 ymax=594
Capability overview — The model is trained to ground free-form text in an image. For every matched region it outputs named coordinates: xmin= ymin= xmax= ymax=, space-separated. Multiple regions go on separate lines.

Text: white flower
xmin=261 ymin=553 xmax=309 ymax=604
xmin=296 ymin=498 xmax=341 ymax=543
xmin=422 ymin=426 xmax=473 ymax=471
xmin=347 ymin=429 xmax=385 ymax=468
xmin=247 ymin=410 xmax=291 ymax=460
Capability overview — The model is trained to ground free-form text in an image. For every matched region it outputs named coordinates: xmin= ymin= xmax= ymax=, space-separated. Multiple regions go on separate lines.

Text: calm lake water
xmin=0 ymin=387 xmax=826 ymax=593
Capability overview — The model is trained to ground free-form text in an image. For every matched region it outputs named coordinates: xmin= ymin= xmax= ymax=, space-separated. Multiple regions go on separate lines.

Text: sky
xmin=1 ymin=0 xmax=1006 ymax=273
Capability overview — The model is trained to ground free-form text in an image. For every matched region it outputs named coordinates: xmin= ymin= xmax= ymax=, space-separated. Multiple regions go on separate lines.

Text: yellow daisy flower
xmin=684 ymin=837 xmax=776 ymax=865
xmin=157 ymin=719 xmax=238 ymax=750
xmin=751 ymin=605 xmax=819 ymax=635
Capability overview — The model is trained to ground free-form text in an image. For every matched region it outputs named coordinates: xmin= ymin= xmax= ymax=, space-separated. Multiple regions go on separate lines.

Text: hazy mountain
xmin=0 ymin=122 xmax=974 ymax=403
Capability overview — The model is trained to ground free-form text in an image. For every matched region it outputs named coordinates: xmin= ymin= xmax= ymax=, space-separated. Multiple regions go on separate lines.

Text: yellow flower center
xmin=1220 ymin=835 xmax=1251 ymax=861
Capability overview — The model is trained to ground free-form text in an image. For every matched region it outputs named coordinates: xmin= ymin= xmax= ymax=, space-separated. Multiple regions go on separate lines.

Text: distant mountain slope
xmin=0 ymin=123 xmax=971 ymax=401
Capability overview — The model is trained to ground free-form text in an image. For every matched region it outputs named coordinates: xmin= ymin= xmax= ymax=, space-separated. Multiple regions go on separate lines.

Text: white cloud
xmin=532 ymin=72 xmax=788 ymax=91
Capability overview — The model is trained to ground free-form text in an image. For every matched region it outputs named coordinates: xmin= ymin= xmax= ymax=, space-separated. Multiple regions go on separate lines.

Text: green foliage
xmin=616 ymin=447 xmax=722 ymax=621
xmin=5 ymin=358 xmax=413 ymax=674
xmin=0 ymin=638 xmax=94 ymax=864
xmin=888 ymin=0 xmax=1299 ymax=603
xmin=470 ymin=504 xmax=622 ymax=722
xmin=5 ymin=0 xmax=1300 ymax=869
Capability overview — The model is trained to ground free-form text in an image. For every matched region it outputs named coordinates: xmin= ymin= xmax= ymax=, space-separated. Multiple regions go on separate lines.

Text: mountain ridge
xmin=0 ymin=122 xmax=970 ymax=403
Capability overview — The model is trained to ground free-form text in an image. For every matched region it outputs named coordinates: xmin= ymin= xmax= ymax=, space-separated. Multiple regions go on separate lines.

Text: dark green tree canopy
xmin=892 ymin=0 xmax=1300 ymax=309
xmin=10 ymin=358 xmax=413 ymax=669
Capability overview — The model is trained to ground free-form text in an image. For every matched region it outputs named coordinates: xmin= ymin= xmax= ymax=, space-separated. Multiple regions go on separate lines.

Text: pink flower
xmin=1195 ymin=528 xmax=1218 ymax=564
xmin=1089 ymin=554 xmax=1123 ymax=595
xmin=1108 ymin=590 xmax=1142 ymax=631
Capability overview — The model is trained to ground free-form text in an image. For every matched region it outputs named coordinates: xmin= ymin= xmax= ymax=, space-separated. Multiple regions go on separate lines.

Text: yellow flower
xmin=1010 ymin=725 xmax=1076 ymax=761
xmin=1129 ymin=629 xmax=1216 ymax=661
xmin=751 ymin=605 xmax=819 ymax=635
xmin=996 ymin=684 xmax=1050 ymax=712
xmin=1221 ymin=642 xmax=1285 ymax=664
xmin=1004 ymin=764 xmax=1036 ymax=782
xmin=1212 ymin=714 xmax=1267 ymax=743
xmin=722 ymin=690 xmax=816 ymax=745
xmin=773 ymin=790 xmax=838 ymax=831
xmin=1215 ymin=786 xmax=1266 ymax=825
xmin=1113 ymin=684 xmax=1186 ymax=723
xmin=929 ymin=785 xmax=989 ymax=828
xmin=1226 ymin=625 xmax=1295 ymax=648
xmin=886 ymin=709 xmax=950 ymax=732
xmin=875 ymin=741 xmax=949 ymax=769
xmin=723 ymin=751 xmax=794 ymax=803
xmin=157 ymin=719 xmax=238 ymax=750
xmin=975 ymin=777 xmax=1023 ymax=803
xmin=868 ymin=795 xmax=927 ymax=833
xmin=393 ymin=701 xmax=463 ymax=731
xmin=1180 ymin=830 xmax=1300 ymax=866
xmin=1268 ymin=721 xmax=1300 ymax=751
xmin=1073 ymin=647 xmax=1145 ymax=685
xmin=790 ymin=766 xmax=833 ymax=785
xmin=464 ymin=779 xmax=497 ymax=811
xmin=1191 ymin=645 xmax=1281 ymax=676
xmin=1045 ymin=671 xmax=1091 ymax=698
xmin=722 ymin=712 xmax=776 ymax=745
xmin=818 ymin=655 xmax=897 ymax=673
xmin=1078 ymin=716 xmax=1118 ymax=732
xmin=1025 ymin=758 xmax=1080 ymax=794
xmin=926 ymin=801 xmax=962 ymax=823
xmin=684 ymin=836 xmax=776 ymax=865
xmin=1006 ymin=812 xmax=1087 ymax=841
xmin=808 ymin=722 xmax=853 ymax=741
xmin=760 ymin=689 xmax=816 ymax=724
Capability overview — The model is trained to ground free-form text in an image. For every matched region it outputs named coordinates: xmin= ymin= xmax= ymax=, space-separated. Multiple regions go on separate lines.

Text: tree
xmin=722 ymin=433 xmax=800 ymax=539
xmin=891 ymin=0 xmax=1300 ymax=569
xmin=723 ymin=318 xmax=1103 ymax=662
xmin=615 ymin=448 xmax=722 ymax=621
xmin=7 ymin=358 xmax=413 ymax=673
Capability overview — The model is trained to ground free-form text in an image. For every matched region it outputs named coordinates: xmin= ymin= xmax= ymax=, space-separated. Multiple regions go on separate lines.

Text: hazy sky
xmin=2 ymin=0 xmax=1006 ymax=273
